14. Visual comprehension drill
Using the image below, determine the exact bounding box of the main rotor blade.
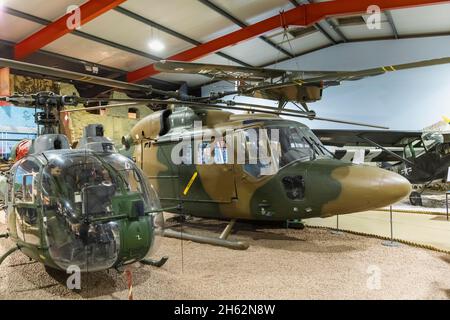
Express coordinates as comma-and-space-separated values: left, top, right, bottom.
62, 102, 140, 113
215, 100, 316, 118
62, 97, 388, 129
198, 104, 389, 129
155, 60, 339, 81
155, 60, 287, 81
0, 58, 153, 93
293, 56, 450, 83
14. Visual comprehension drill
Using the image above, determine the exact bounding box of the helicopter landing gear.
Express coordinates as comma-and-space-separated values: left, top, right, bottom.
140, 256, 169, 268
0, 246, 19, 266
409, 191, 423, 206
286, 219, 305, 230
160, 219, 249, 250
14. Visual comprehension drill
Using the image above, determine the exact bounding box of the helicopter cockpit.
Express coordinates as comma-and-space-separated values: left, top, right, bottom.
10, 150, 160, 272
238, 121, 333, 178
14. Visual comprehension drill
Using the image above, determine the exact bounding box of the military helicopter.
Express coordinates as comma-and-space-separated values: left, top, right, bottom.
1, 57, 447, 249
0, 91, 169, 271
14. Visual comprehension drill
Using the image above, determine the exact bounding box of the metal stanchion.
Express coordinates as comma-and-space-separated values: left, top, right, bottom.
382, 206, 400, 247
446, 191, 449, 221
331, 214, 343, 235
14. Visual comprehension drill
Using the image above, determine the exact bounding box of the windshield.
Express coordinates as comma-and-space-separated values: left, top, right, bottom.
422, 132, 443, 149
238, 123, 332, 177
100, 152, 161, 212
42, 153, 120, 220
270, 124, 332, 168
406, 133, 443, 159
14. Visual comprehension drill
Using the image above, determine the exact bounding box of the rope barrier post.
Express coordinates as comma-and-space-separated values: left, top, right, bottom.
382, 206, 400, 247
330, 214, 343, 235
124, 268, 133, 300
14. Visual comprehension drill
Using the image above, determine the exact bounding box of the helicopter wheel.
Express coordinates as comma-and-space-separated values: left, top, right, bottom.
409, 191, 423, 206
286, 220, 305, 230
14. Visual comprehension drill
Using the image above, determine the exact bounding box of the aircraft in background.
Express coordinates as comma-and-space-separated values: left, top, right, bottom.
314, 117, 450, 205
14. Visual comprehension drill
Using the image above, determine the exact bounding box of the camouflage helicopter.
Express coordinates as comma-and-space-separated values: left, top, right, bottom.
1, 57, 448, 249
0, 91, 168, 271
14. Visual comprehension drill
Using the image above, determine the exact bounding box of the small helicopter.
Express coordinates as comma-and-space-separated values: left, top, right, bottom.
0, 91, 168, 272
1, 56, 446, 249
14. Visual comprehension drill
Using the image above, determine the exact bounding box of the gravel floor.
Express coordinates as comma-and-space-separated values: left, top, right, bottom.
1, 219, 450, 300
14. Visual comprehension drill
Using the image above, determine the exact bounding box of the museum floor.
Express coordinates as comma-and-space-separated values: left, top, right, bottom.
0, 212, 449, 300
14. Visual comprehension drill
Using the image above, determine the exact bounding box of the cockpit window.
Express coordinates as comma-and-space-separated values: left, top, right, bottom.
41, 152, 144, 272
270, 124, 332, 168
14, 160, 40, 204
237, 123, 331, 178
100, 153, 161, 212
239, 128, 277, 178
41, 154, 119, 221
422, 132, 443, 150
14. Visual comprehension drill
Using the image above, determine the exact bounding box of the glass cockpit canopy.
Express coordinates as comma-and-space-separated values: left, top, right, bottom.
40, 150, 160, 271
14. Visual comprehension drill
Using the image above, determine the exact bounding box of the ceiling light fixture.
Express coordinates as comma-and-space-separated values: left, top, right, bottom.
148, 39, 165, 52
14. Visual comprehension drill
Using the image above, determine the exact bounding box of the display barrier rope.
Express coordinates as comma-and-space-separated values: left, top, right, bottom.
376, 208, 446, 216
305, 225, 450, 255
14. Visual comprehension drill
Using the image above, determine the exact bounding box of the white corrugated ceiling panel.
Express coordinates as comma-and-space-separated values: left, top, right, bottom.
81, 10, 194, 58
210, 0, 292, 24
3, 0, 86, 21
121, 0, 236, 44
267, 30, 332, 58
338, 22, 394, 40
220, 37, 288, 66
390, 3, 450, 35
42, 33, 155, 71
0, 12, 42, 42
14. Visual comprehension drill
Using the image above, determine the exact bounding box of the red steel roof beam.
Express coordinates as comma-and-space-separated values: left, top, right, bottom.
14, 0, 127, 60
127, 0, 450, 82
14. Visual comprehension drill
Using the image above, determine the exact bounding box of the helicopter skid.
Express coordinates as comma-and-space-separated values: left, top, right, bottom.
159, 219, 249, 250
140, 256, 169, 268
0, 246, 19, 266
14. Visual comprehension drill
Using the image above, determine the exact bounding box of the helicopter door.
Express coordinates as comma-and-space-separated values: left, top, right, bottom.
179, 139, 237, 203
13, 160, 40, 246
142, 141, 178, 203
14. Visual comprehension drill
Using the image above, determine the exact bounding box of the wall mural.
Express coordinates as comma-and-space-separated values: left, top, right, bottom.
10, 74, 60, 94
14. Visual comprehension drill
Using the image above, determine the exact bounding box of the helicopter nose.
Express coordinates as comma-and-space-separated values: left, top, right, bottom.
322, 165, 411, 216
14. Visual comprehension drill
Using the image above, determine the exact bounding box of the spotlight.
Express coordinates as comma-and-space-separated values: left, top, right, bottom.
148, 40, 165, 52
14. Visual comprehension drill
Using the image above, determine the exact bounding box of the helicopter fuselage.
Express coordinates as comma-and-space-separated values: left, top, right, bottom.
129, 107, 411, 221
